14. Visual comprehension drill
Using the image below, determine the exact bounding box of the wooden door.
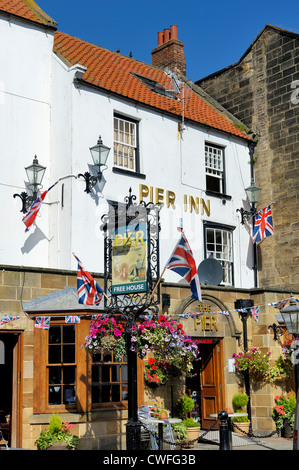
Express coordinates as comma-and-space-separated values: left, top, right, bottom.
200, 339, 224, 429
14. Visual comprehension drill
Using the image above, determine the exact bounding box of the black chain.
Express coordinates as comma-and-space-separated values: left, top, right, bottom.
232, 421, 279, 439
140, 418, 290, 449
139, 418, 218, 448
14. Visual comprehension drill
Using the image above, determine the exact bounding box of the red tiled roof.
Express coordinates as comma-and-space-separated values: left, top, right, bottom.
0, 0, 57, 27
54, 31, 250, 141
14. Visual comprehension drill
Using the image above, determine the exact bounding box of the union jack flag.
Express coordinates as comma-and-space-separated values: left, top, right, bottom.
0, 316, 19, 325
250, 306, 259, 323
65, 315, 81, 323
165, 232, 202, 301
73, 253, 104, 306
268, 299, 289, 309
35, 317, 51, 330
22, 182, 58, 232
252, 205, 274, 244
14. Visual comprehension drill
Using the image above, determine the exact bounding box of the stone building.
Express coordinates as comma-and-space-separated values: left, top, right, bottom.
197, 25, 299, 290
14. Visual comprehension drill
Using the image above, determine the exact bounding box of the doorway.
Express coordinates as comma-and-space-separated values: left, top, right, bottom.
0, 332, 22, 447
186, 338, 225, 429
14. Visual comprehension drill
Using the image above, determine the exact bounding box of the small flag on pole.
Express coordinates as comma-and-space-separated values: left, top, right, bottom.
252, 205, 274, 243
22, 182, 58, 232
165, 232, 201, 301
73, 253, 104, 305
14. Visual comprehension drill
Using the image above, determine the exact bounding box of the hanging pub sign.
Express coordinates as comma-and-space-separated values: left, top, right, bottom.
111, 221, 147, 295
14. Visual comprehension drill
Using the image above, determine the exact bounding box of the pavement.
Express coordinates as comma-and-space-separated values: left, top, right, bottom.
193, 431, 294, 451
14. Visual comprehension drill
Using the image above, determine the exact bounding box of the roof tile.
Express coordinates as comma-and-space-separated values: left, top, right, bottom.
54, 31, 249, 140
0, 0, 57, 27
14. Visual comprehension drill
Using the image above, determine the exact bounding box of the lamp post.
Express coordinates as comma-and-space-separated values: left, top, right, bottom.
236, 143, 261, 288
13, 156, 46, 213
280, 294, 299, 396
235, 298, 254, 436
78, 136, 110, 192
101, 188, 161, 450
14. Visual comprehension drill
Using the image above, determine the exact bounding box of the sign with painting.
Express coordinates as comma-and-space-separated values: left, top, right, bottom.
111, 221, 147, 295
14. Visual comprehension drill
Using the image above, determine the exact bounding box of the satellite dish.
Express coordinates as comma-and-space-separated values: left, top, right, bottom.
198, 258, 223, 286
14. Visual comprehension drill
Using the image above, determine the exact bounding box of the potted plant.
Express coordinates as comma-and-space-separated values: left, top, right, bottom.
231, 393, 250, 434
174, 394, 195, 418
171, 421, 188, 447
35, 413, 79, 450
272, 395, 296, 438
181, 417, 200, 447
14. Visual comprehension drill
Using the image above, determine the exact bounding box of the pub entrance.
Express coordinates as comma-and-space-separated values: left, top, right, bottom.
186, 338, 225, 429
0, 331, 22, 448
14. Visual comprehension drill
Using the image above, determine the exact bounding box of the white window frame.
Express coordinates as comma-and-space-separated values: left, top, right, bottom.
113, 115, 137, 172
205, 144, 225, 194
205, 225, 233, 286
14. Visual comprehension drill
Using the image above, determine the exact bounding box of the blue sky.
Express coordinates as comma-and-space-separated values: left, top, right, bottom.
38, 0, 299, 81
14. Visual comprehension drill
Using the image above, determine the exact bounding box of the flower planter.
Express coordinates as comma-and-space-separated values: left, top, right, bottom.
281, 419, 293, 438
232, 421, 250, 435
184, 427, 200, 448
47, 442, 70, 450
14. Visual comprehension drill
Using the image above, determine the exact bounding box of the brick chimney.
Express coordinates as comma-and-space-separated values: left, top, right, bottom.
151, 25, 186, 75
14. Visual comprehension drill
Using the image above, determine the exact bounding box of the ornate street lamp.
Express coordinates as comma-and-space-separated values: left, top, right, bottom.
13, 156, 46, 213
280, 294, 299, 395
101, 188, 161, 450
236, 179, 262, 224
78, 136, 110, 193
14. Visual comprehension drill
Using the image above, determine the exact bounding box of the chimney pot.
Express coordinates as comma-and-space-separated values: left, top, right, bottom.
158, 31, 164, 45
170, 25, 178, 40
164, 28, 171, 42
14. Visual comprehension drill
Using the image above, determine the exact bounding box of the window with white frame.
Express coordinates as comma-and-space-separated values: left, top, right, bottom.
205, 144, 225, 194
205, 225, 233, 286
114, 114, 138, 172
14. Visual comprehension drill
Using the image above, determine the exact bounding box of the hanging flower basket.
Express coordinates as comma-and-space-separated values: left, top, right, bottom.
144, 358, 171, 387
83, 317, 126, 362
232, 347, 272, 381
131, 315, 199, 383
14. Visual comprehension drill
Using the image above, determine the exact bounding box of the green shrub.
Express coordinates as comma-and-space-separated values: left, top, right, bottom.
182, 418, 200, 428
174, 395, 195, 417
48, 413, 63, 434
232, 393, 248, 411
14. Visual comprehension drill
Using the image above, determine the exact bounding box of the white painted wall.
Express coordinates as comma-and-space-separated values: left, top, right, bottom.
0, 14, 255, 289
0, 17, 54, 267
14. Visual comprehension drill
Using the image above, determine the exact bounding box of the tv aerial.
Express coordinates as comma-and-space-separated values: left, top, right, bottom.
198, 257, 223, 286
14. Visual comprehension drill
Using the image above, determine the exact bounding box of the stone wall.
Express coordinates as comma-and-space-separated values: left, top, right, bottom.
0, 265, 296, 448
198, 26, 299, 290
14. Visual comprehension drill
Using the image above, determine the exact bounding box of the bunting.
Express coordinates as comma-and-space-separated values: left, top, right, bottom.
65, 315, 81, 324
0, 316, 20, 325
34, 317, 51, 330
251, 306, 259, 323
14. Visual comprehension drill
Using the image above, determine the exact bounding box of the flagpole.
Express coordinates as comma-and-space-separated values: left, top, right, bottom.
148, 267, 166, 305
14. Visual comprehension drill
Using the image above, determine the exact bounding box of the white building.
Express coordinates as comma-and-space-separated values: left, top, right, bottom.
0, 1, 254, 289
1, 1, 279, 451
